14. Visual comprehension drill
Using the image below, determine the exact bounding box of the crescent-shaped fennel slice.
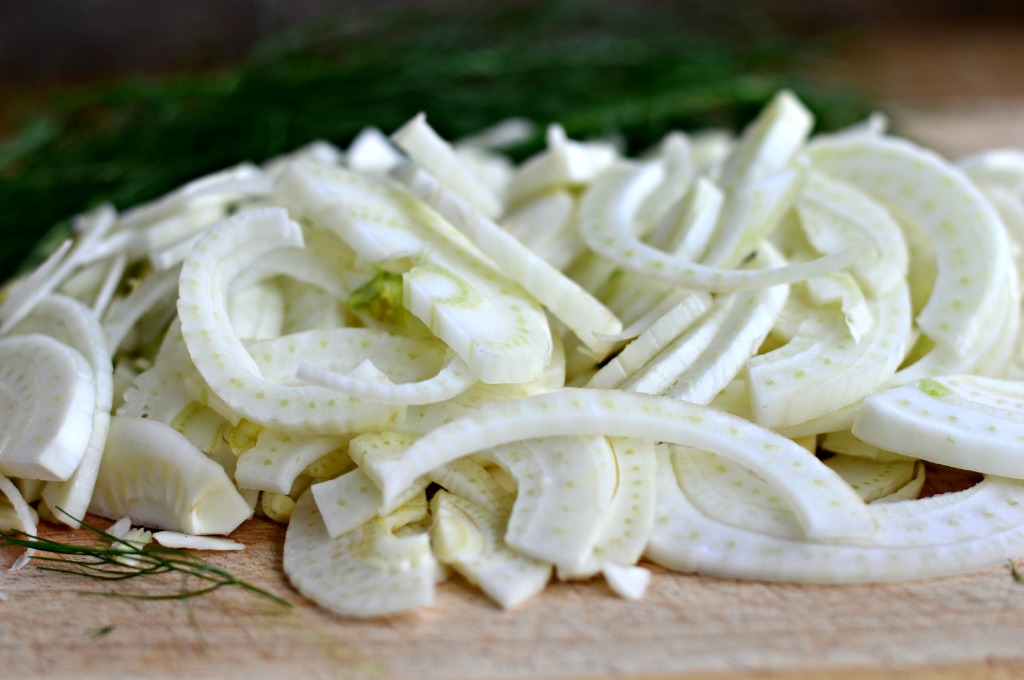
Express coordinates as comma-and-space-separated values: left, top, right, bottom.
747, 283, 912, 430
557, 437, 657, 580
90, 416, 251, 534
177, 208, 402, 434
807, 135, 1012, 357
852, 374, 1024, 478
394, 162, 622, 357
482, 436, 616, 572
646, 447, 1024, 583
430, 490, 551, 610
278, 162, 553, 384
576, 161, 861, 293
361, 388, 873, 540
0, 333, 96, 482
11, 294, 113, 527
795, 169, 909, 298
297, 352, 477, 406
284, 490, 437, 618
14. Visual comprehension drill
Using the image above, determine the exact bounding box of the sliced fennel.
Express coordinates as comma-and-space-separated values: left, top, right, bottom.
8, 90, 1024, 619
430, 489, 551, 609
361, 388, 874, 540
284, 490, 437, 617
91, 416, 252, 534
852, 374, 1024, 478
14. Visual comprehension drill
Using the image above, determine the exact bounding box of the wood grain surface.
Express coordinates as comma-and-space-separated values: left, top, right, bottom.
4, 513, 1024, 680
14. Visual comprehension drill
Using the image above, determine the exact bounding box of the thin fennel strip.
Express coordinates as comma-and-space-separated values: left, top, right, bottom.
576, 161, 864, 292
361, 388, 873, 539
392, 161, 623, 356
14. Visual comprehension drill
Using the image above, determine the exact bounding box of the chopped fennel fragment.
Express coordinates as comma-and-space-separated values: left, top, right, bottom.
152, 531, 245, 551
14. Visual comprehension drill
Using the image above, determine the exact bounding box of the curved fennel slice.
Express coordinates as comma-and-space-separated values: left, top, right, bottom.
177, 208, 402, 434
234, 430, 347, 494
586, 292, 712, 390
11, 294, 113, 527
648, 448, 1024, 583
746, 283, 912, 430
284, 490, 437, 618
795, 169, 909, 298
430, 490, 551, 610
663, 245, 789, 404
361, 388, 873, 540
500, 189, 581, 271
558, 437, 657, 580
482, 436, 616, 572
824, 454, 918, 503
852, 374, 1024, 478
394, 162, 622, 357
90, 416, 252, 534
807, 135, 1012, 357
278, 162, 552, 384
576, 161, 862, 292
297, 352, 477, 406
646, 177, 723, 262
0, 333, 96, 482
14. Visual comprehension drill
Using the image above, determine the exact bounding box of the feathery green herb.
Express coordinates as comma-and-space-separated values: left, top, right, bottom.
0, 1, 869, 280
0, 514, 292, 609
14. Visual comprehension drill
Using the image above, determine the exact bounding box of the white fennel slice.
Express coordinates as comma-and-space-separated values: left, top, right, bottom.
796, 169, 909, 298
807, 135, 1012, 357
430, 490, 551, 610
576, 161, 862, 293
804, 272, 874, 344
102, 265, 180, 353
0, 474, 38, 568
362, 388, 873, 540
601, 563, 651, 600
297, 352, 477, 405
558, 437, 657, 580
505, 123, 617, 206
228, 278, 285, 340
312, 432, 430, 539
646, 447, 1024, 583
11, 294, 113, 527
346, 126, 404, 174
500, 189, 581, 271
0, 333, 96, 482
746, 284, 912, 430
662, 246, 790, 404
717, 90, 814, 193
394, 162, 623, 357
428, 455, 515, 516
391, 113, 503, 219
655, 178, 724, 264
177, 207, 402, 433
278, 162, 552, 384
481, 436, 616, 572
90, 415, 252, 534
152, 531, 245, 551
234, 430, 347, 494
284, 490, 437, 618
586, 292, 713, 390
824, 454, 919, 503
852, 374, 1024, 478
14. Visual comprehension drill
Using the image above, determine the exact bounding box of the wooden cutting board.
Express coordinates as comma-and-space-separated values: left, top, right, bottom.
5, 104, 1024, 680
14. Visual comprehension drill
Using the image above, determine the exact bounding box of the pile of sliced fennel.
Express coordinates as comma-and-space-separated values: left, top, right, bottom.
6, 90, 1024, 616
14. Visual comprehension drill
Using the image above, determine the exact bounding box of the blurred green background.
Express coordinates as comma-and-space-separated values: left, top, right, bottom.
2, 0, 1022, 280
